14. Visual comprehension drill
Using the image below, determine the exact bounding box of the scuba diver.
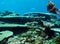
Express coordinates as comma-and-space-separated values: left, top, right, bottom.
47, 0, 60, 15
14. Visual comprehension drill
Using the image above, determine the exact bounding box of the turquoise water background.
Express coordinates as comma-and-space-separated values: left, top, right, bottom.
0, 0, 60, 15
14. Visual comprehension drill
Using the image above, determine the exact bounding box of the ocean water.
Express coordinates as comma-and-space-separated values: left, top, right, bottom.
0, 0, 60, 15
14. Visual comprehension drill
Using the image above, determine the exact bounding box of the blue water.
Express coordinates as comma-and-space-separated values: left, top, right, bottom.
0, 0, 60, 15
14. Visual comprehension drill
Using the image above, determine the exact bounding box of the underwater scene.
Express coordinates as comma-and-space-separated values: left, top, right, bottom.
0, 0, 60, 44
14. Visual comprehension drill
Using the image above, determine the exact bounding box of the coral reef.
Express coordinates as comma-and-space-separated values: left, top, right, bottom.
0, 11, 60, 44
